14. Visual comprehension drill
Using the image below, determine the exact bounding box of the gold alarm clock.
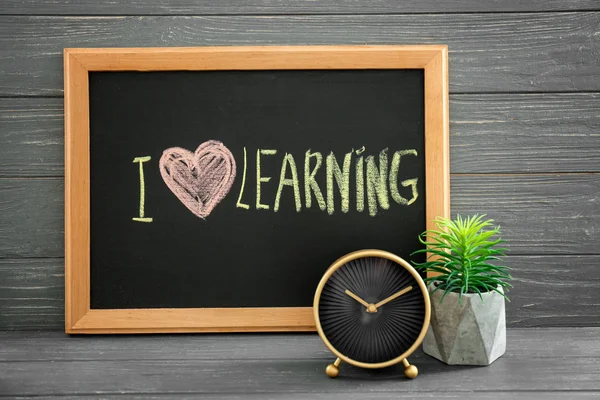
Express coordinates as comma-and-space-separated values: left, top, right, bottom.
314, 249, 431, 379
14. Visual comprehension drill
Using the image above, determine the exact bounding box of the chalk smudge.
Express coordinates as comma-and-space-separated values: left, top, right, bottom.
159, 140, 236, 219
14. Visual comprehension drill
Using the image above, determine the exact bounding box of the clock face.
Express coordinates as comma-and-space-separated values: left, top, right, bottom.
317, 256, 426, 365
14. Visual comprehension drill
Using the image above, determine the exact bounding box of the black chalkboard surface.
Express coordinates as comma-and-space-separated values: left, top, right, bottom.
89, 70, 425, 309
64, 46, 449, 333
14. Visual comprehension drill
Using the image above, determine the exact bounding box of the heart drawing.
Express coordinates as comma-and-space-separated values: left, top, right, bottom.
159, 140, 236, 219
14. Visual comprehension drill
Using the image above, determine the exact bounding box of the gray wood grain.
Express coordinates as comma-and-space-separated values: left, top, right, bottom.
1, 358, 599, 395
0, 179, 63, 258
0, 98, 63, 177
1, 330, 599, 396
3, 94, 600, 177
1, 13, 599, 96
507, 256, 600, 327
2, 175, 598, 258
1, 0, 598, 15
8, 394, 600, 400
1, 256, 599, 330
450, 93, 600, 173
2, 329, 598, 397
0, 259, 63, 330
2, 328, 599, 361
451, 174, 600, 254
3, 359, 597, 394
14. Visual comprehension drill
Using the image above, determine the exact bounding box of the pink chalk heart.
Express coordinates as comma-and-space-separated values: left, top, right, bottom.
159, 140, 236, 219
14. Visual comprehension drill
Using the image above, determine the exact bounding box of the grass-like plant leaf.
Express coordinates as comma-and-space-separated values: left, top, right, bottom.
411, 215, 512, 304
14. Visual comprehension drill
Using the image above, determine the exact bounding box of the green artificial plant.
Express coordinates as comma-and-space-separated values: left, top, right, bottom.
412, 214, 512, 303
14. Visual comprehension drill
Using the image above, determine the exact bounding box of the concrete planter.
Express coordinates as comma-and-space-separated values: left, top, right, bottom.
422, 285, 506, 365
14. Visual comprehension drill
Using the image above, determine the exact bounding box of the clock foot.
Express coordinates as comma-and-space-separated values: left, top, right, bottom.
326, 358, 342, 378
402, 358, 418, 379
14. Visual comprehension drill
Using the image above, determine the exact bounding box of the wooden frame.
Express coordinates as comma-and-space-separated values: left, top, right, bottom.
64, 45, 449, 334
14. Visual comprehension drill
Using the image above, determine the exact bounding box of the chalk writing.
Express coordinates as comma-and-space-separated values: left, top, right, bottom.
151, 144, 418, 219
159, 140, 236, 219
304, 150, 326, 211
366, 149, 390, 217
132, 156, 153, 222
399, 178, 419, 206
236, 147, 250, 210
390, 150, 419, 206
274, 153, 302, 212
355, 147, 365, 212
256, 149, 277, 210
235, 146, 419, 216
326, 150, 352, 215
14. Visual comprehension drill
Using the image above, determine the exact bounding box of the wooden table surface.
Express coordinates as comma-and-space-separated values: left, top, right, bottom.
1, 328, 599, 399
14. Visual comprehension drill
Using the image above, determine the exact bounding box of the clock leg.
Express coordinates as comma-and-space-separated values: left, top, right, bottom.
326, 358, 342, 378
402, 358, 418, 379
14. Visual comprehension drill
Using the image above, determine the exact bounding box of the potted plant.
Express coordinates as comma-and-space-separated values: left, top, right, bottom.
412, 215, 512, 365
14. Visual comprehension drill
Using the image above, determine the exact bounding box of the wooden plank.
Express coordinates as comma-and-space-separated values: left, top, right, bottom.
450, 93, 600, 173
2, 328, 599, 361
2, 256, 599, 331
1, 330, 598, 397
7, 393, 600, 400
1, 13, 599, 95
2, 175, 598, 258
3, 93, 600, 177
508, 256, 600, 327
0, 98, 63, 177
1, 1, 598, 15
0, 179, 63, 258
0, 259, 63, 330
451, 174, 600, 255
1, 354, 599, 395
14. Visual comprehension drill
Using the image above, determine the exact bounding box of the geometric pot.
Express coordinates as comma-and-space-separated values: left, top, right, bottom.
422, 285, 506, 365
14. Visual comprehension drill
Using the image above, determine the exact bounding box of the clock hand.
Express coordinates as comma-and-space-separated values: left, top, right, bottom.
374, 286, 413, 308
344, 290, 371, 308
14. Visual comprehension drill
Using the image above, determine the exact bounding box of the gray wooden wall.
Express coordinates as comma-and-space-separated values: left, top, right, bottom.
1, 1, 599, 331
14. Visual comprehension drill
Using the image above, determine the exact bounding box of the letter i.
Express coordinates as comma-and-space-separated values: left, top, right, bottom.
132, 156, 153, 222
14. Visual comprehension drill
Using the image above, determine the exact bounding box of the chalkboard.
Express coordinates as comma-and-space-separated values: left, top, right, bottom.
64, 46, 449, 333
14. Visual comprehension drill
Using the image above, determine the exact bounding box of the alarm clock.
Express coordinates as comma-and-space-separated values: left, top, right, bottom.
314, 249, 431, 379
